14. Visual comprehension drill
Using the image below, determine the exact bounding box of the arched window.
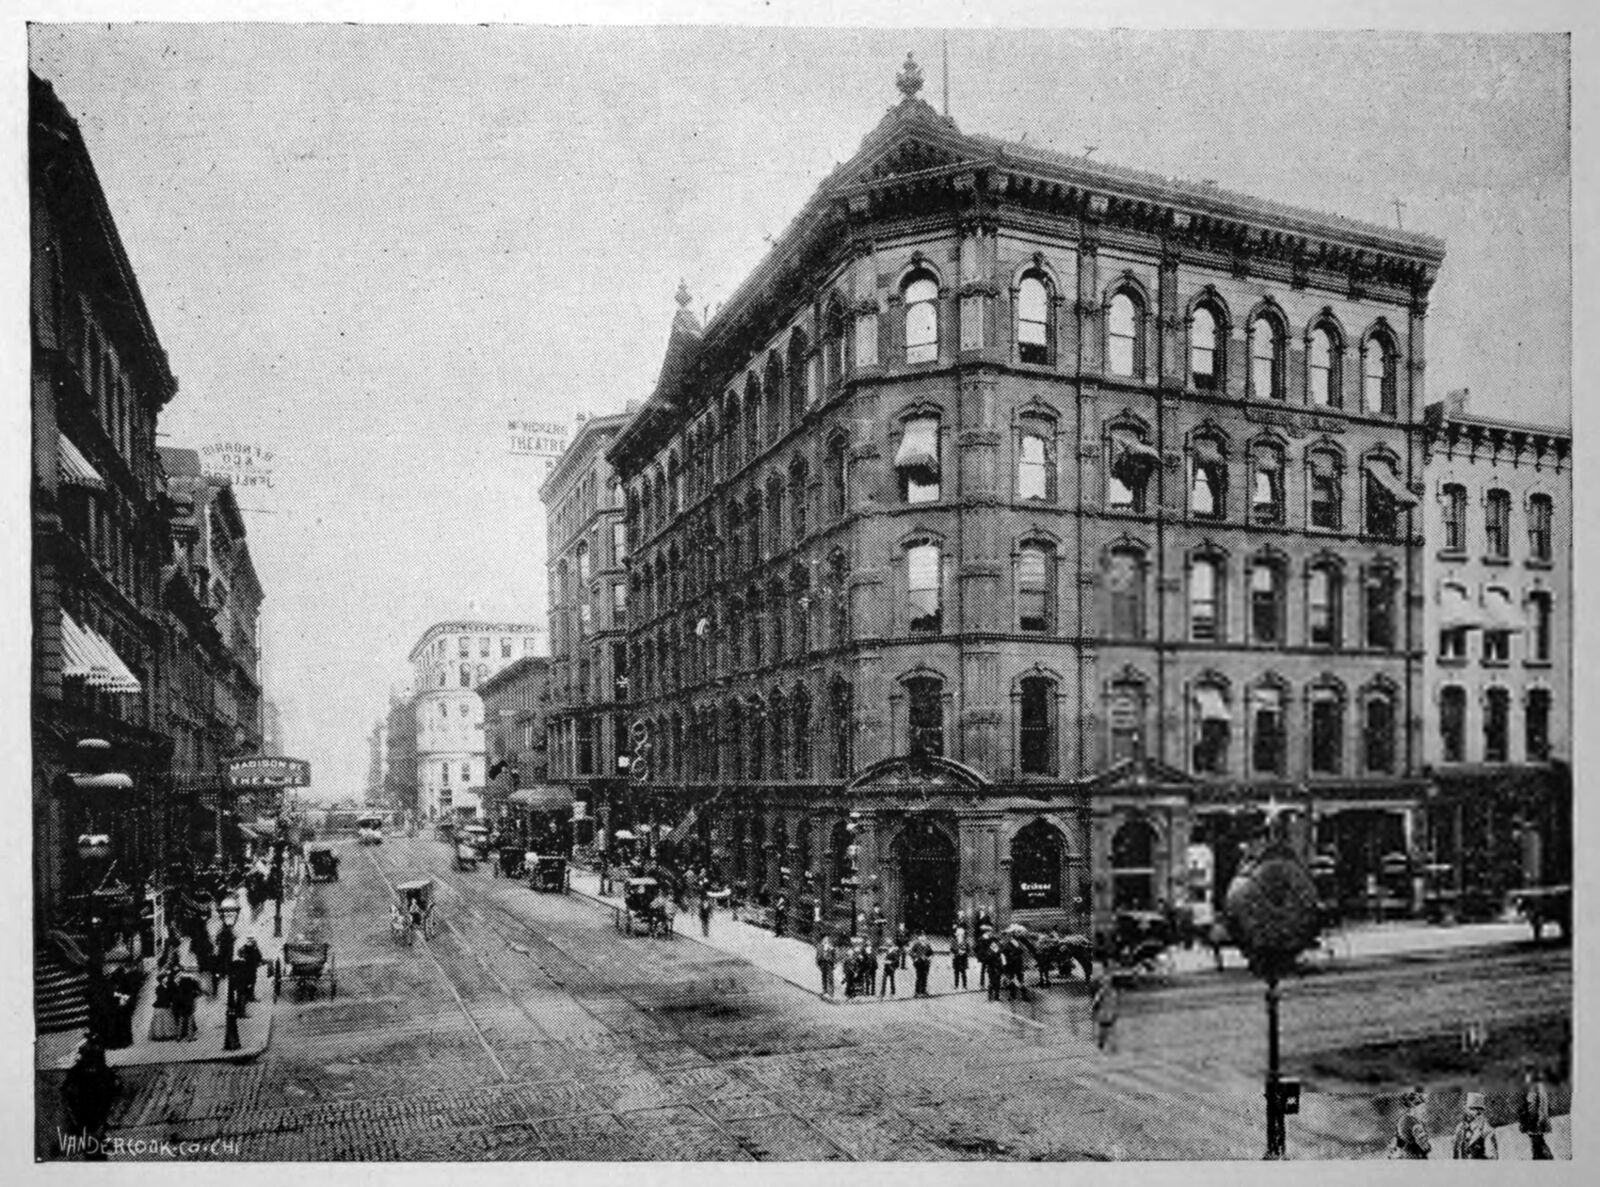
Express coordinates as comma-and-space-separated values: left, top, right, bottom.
1107, 290, 1143, 378
765, 352, 785, 442
1441, 483, 1468, 552
1192, 681, 1231, 774
1108, 427, 1159, 512
792, 684, 812, 777
1190, 436, 1226, 519
1526, 688, 1552, 761
1250, 314, 1284, 400
1365, 455, 1415, 539
1309, 685, 1344, 774
1528, 493, 1553, 561
823, 301, 846, 394
459, 663, 471, 688
829, 551, 851, 645
744, 374, 762, 461
1017, 542, 1055, 633
1106, 547, 1146, 640
904, 273, 940, 364
1308, 562, 1342, 648
576, 541, 591, 587
1308, 450, 1343, 530
769, 690, 787, 778
1016, 273, 1052, 365
1190, 555, 1222, 642
1111, 819, 1156, 910
748, 698, 766, 779
1364, 690, 1396, 772
1252, 443, 1285, 525
1011, 820, 1064, 908
791, 563, 811, 656
896, 414, 941, 504
1527, 590, 1553, 661
1018, 676, 1056, 774
1307, 324, 1339, 407
1484, 488, 1511, 558
746, 492, 763, 562
725, 392, 743, 471
907, 541, 941, 633
789, 459, 810, 540
1364, 565, 1397, 651
1017, 412, 1056, 502
1250, 685, 1286, 775
1250, 556, 1284, 645
1190, 304, 1221, 390
1108, 680, 1146, 765
787, 329, 810, 420
827, 434, 849, 520
831, 679, 854, 778
766, 475, 784, 551
906, 675, 944, 759
1363, 332, 1398, 415
1439, 685, 1467, 762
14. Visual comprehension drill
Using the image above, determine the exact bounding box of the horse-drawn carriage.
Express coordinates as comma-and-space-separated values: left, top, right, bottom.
454, 841, 480, 871
391, 878, 437, 945
492, 844, 524, 879
615, 876, 674, 936
306, 845, 340, 883
275, 939, 336, 999
1511, 885, 1571, 943
528, 854, 569, 893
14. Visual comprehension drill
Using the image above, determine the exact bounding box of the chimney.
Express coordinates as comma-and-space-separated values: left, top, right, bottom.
1445, 387, 1469, 415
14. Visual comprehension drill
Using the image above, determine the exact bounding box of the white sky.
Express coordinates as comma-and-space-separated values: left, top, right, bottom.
24, 19, 1572, 802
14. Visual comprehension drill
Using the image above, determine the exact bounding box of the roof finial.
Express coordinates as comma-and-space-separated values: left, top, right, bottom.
896, 52, 924, 101
675, 279, 691, 309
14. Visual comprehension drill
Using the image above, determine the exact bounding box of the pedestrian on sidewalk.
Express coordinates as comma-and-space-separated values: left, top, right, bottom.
983, 936, 1003, 1002
950, 931, 970, 990
895, 924, 910, 970
1517, 1063, 1553, 1160
61, 1036, 117, 1158
237, 937, 263, 1003
842, 941, 860, 998
879, 937, 900, 996
1451, 1091, 1498, 1159
148, 970, 181, 1041
860, 941, 879, 1000
699, 894, 714, 938
1091, 973, 1120, 1051
1387, 1086, 1431, 1159
815, 932, 838, 998
909, 933, 933, 996
172, 971, 201, 1040
774, 895, 789, 938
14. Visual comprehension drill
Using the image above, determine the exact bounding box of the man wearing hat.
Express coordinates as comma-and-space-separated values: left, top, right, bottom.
1451, 1091, 1498, 1159
1389, 1087, 1431, 1158
1518, 1062, 1553, 1160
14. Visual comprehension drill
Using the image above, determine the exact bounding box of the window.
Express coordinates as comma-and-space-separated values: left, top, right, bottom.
1190, 557, 1221, 642
1252, 446, 1284, 524
1440, 685, 1467, 761
896, 416, 941, 503
612, 581, 627, 626
790, 461, 809, 538
904, 274, 940, 364
1310, 687, 1343, 774
766, 479, 784, 548
1251, 686, 1286, 775
1019, 676, 1056, 775
1108, 430, 1159, 512
1107, 291, 1142, 377
823, 302, 845, 394
460, 663, 471, 688
442, 762, 450, 785
1363, 334, 1398, 415
1484, 687, 1510, 763
1479, 488, 1511, 559
480, 636, 490, 657
831, 680, 854, 777
1107, 548, 1145, 640
1250, 314, 1283, 400
827, 435, 849, 519
1526, 689, 1551, 761
907, 542, 941, 633
906, 676, 943, 759
1308, 451, 1342, 529
830, 552, 850, 645
1528, 591, 1552, 660
1108, 682, 1145, 764
1442, 484, 1467, 552
1250, 559, 1283, 645
1017, 416, 1055, 501
793, 686, 812, 777
1011, 820, 1064, 909
1017, 544, 1054, 633
1364, 693, 1396, 773
1528, 494, 1552, 561
1308, 564, 1342, 648
461, 762, 471, 783
1308, 325, 1338, 407
1190, 437, 1226, 519
501, 638, 512, 658
576, 543, 590, 587
788, 329, 810, 419
1364, 567, 1397, 650
459, 636, 470, 657
1190, 304, 1220, 390
1366, 459, 1414, 539
1017, 274, 1051, 364
1192, 683, 1231, 774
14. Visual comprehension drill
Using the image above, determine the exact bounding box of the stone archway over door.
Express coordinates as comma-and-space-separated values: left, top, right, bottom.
898, 816, 958, 935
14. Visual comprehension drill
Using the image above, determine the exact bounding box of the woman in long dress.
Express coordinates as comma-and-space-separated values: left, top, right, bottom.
148, 971, 181, 1041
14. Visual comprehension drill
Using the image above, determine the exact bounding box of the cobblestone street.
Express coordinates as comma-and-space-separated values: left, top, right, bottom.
48, 836, 1568, 1161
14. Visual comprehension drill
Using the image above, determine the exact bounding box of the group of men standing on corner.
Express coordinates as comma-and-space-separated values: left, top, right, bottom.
811, 927, 939, 999
1389, 1064, 1556, 1160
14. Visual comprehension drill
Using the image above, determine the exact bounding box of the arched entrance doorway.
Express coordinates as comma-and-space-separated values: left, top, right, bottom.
1111, 818, 1158, 911
896, 815, 958, 935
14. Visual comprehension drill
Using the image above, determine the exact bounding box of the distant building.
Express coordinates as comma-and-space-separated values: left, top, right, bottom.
408, 621, 542, 819
478, 656, 560, 832
383, 690, 418, 818
1419, 391, 1570, 912
540, 411, 633, 840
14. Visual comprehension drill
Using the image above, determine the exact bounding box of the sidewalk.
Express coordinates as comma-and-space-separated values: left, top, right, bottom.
570, 872, 986, 1003
1366, 1114, 1571, 1160
36, 876, 303, 1071
1177, 915, 1541, 975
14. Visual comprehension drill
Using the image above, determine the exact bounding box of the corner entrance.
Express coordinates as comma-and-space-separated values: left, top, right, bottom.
896, 815, 957, 936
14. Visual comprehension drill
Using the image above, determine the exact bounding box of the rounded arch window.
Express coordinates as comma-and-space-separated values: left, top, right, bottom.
1017, 273, 1051, 363
1251, 314, 1284, 400
1108, 291, 1142, 377
1364, 333, 1398, 415
1111, 819, 1157, 911
1308, 325, 1338, 407
1190, 304, 1220, 389
1011, 819, 1065, 909
904, 274, 940, 364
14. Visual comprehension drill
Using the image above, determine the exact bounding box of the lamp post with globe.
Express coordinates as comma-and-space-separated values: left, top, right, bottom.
218, 895, 242, 1051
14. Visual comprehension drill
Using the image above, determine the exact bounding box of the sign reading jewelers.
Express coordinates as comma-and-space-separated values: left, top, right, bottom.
226, 756, 311, 788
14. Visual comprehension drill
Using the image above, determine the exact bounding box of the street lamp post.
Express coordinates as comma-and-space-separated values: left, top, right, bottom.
845, 810, 862, 936
218, 895, 241, 1051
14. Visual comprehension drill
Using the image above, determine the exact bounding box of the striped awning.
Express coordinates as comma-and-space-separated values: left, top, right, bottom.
58, 433, 106, 490
1193, 686, 1232, 722
60, 611, 142, 694
894, 417, 940, 476
1438, 584, 1484, 632
1482, 588, 1527, 633
1364, 459, 1419, 507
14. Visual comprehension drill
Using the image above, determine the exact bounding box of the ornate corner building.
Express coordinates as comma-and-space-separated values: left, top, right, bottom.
602, 59, 1448, 939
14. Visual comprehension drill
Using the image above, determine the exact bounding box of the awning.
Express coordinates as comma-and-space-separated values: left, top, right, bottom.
68, 773, 134, 791
894, 418, 940, 476
1193, 686, 1231, 722
664, 806, 700, 847
507, 786, 574, 811
60, 611, 142, 694
1481, 588, 1527, 633
58, 434, 105, 490
1191, 437, 1224, 467
1364, 459, 1419, 507
1112, 432, 1161, 483
1438, 584, 1484, 632
1253, 448, 1282, 472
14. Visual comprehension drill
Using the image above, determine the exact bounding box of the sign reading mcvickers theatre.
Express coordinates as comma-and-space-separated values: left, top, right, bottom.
508, 419, 571, 474
226, 756, 311, 788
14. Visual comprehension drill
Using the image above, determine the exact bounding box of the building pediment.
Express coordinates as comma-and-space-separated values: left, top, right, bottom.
1082, 754, 1200, 793
846, 754, 990, 793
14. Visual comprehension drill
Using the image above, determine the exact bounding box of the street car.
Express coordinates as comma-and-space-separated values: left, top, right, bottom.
356, 814, 385, 845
